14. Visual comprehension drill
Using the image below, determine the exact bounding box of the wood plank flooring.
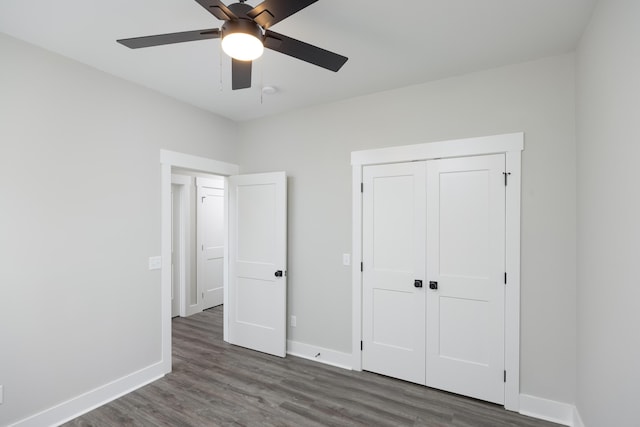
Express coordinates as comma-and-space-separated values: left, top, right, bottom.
65, 307, 559, 427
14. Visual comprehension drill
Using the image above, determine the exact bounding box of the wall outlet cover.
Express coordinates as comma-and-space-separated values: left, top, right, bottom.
148, 256, 162, 270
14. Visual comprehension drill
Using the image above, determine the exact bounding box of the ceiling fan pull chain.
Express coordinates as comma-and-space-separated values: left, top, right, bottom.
260, 58, 264, 105
219, 48, 223, 92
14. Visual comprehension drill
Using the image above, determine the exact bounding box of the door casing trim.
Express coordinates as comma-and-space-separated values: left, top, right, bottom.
160, 150, 239, 374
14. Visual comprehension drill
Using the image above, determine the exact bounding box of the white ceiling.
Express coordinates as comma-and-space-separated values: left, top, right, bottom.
0, 0, 597, 122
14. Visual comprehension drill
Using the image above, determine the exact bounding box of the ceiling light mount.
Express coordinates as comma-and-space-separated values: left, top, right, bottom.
221, 19, 264, 61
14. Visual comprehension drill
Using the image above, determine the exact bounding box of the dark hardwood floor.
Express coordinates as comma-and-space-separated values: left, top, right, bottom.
65, 307, 559, 427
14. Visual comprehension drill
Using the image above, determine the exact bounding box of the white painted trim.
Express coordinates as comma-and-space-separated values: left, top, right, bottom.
519, 394, 576, 426
351, 133, 524, 166
161, 162, 173, 373
171, 174, 192, 318
171, 174, 192, 186
161, 150, 239, 375
351, 133, 523, 412
223, 177, 230, 342
504, 149, 522, 411
10, 362, 164, 427
161, 150, 239, 176
195, 176, 225, 189
287, 340, 352, 370
351, 165, 363, 371
573, 406, 585, 427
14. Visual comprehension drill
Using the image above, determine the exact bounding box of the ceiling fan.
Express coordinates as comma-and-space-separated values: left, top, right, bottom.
117, 0, 348, 90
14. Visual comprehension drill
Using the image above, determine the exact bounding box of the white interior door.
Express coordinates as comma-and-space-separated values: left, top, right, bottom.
197, 177, 225, 310
228, 172, 287, 357
425, 154, 505, 404
362, 162, 426, 384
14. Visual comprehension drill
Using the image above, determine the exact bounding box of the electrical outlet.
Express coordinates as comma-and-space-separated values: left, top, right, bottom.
290, 315, 297, 327
343, 253, 351, 266
0, 385, 4, 404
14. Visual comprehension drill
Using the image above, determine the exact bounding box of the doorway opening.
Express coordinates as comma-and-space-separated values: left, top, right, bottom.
160, 150, 239, 374
161, 150, 288, 373
171, 171, 225, 318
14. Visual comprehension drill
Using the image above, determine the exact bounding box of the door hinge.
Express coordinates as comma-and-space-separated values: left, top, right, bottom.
503, 172, 511, 186
504, 272, 507, 285
361, 182, 364, 193
361, 341, 363, 351
504, 370, 507, 382
360, 262, 363, 272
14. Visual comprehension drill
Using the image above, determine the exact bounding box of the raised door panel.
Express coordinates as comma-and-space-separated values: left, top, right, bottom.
228, 172, 287, 357
362, 162, 426, 385
197, 179, 225, 310
426, 154, 505, 404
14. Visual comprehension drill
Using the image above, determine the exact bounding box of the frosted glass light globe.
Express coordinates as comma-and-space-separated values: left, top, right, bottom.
222, 33, 264, 61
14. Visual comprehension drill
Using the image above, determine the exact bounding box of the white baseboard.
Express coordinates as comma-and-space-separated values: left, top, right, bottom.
520, 394, 583, 427
572, 406, 585, 427
12, 352, 586, 427
287, 340, 352, 370
11, 362, 166, 427
285, 345, 588, 426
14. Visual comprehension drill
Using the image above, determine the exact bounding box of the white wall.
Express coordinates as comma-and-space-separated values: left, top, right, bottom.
576, 1, 640, 425
0, 33, 237, 425
0, 26, 585, 424
238, 54, 577, 404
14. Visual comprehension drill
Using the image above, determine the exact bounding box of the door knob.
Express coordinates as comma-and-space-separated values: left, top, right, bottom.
414, 280, 423, 288
275, 270, 283, 278
429, 281, 438, 290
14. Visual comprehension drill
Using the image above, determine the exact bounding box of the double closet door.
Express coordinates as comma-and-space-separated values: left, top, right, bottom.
362, 154, 506, 405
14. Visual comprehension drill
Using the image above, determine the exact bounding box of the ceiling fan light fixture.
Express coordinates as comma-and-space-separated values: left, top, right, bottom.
221, 20, 264, 61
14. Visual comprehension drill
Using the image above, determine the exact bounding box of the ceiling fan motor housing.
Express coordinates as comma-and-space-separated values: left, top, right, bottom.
221, 18, 263, 40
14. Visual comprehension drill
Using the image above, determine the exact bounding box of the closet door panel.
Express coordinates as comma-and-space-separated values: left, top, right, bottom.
426, 154, 506, 404
362, 162, 426, 385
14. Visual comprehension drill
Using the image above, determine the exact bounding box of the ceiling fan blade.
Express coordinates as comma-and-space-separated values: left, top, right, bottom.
264, 30, 348, 72
194, 0, 238, 21
232, 59, 252, 90
117, 28, 220, 49
248, 0, 318, 29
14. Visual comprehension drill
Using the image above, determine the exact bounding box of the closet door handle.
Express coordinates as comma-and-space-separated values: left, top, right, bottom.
275, 270, 283, 278
429, 281, 438, 290
414, 280, 423, 288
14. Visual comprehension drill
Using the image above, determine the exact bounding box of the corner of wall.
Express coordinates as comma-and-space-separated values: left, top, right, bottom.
520, 394, 585, 427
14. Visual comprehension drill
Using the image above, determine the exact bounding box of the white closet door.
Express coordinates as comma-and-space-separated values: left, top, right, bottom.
362, 162, 426, 384
228, 172, 287, 357
426, 154, 506, 404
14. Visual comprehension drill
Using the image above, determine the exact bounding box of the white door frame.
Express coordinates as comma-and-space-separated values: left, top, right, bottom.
171, 174, 192, 317
160, 150, 239, 374
351, 133, 523, 411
